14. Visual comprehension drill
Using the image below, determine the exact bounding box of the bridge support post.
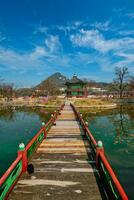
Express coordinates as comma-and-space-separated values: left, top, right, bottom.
18, 143, 28, 172
96, 141, 104, 167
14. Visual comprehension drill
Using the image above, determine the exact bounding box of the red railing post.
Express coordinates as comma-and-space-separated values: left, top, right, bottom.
42, 122, 47, 138
53, 110, 57, 125
18, 143, 28, 172
59, 110, 61, 115
96, 141, 104, 167
79, 113, 82, 125
84, 121, 88, 134
51, 114, 55, 125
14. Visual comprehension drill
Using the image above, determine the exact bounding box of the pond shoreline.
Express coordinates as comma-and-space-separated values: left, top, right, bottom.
0, 101, 61, 109
0, 104, 60, 109
75, 104, 117, 109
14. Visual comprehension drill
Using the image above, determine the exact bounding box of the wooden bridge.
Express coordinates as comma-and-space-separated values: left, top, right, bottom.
9, 102, 103, 200
0, 102, 128, 200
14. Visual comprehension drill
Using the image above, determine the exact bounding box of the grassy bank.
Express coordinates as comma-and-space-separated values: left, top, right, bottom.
0, 97, 65, 108
70, 98, 117, 108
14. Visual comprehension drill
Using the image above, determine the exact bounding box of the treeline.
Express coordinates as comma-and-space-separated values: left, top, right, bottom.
84, 67, 134, 98
0, 82, 14, 100
0, 67, 134, 99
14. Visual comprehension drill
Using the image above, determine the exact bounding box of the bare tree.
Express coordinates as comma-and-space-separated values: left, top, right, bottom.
113, 67, 129, 98
0, 78, 14, 100
38, 79, 60, 96
129, 76, 134, 90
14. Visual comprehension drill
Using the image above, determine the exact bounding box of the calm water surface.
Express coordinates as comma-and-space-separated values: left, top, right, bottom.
79, 105, 134, 199
0, 106, 55, 177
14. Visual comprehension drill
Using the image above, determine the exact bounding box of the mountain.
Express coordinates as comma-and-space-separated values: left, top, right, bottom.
35, 72, 67, 89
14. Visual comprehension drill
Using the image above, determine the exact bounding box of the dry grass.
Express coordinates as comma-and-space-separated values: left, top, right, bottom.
45, 97, 65, 106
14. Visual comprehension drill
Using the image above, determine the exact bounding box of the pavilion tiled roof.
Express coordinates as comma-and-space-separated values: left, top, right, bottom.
65, 75, 86, 85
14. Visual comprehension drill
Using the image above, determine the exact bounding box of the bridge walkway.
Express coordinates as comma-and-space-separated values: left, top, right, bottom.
9, 103, 104, 200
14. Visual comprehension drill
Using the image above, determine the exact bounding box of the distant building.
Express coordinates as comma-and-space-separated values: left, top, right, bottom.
88, 87, 108, 94
65, 74, 87, 98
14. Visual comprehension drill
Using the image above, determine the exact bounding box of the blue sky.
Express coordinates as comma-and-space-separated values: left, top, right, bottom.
0, 0, 134, 87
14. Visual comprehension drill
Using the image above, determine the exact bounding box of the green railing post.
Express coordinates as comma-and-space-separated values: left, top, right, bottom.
18, 143, 27, 172
96, 141, 104, 167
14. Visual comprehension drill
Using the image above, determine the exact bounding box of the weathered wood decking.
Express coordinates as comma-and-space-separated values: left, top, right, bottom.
9, 103, 104, 200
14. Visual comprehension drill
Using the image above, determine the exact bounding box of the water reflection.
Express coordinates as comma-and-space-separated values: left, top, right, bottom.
108, 106, 134, 145
0, 106, 55, 176
79, 105, 134, 144
78, 104, 134, 199
0, 106, 54, 122
0, 107, 15, 121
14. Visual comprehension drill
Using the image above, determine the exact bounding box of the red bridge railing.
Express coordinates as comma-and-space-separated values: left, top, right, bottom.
71, 103, 128, 200
0, 103, 65, 200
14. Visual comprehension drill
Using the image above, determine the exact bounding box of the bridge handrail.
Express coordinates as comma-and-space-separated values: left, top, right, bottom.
98, 151, 128, 199
71, 103, 97, 147
0, 154, 22, 185
70, 103, 128, 200
0, 103, 65, 200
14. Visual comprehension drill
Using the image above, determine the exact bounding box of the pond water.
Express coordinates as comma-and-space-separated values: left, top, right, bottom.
79, 104, 134, 199
0, 106, 55, 177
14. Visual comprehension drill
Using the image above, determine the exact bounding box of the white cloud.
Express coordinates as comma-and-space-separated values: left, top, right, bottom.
34, 21, 84, 37
79, 75, 101, 82
70, 29, 113, 53
114, 52, 134, 71
56, 21, 83, 34
119, 30, 134, 36
94, 51, 134, 73
70, 28, 134, 54
29, 46, 50, 60
0, 46, 44, 71
34, 26, 48, 35
45, 35, 62, 53
0, 34, 68, 75
91, 21, 111, 31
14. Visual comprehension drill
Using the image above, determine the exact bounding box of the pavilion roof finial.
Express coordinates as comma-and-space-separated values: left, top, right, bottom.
73, 73, 77, 78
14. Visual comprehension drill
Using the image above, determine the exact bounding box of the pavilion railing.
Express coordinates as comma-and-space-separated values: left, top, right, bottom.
71, 103, 128, 200
0, 103, 65, 200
